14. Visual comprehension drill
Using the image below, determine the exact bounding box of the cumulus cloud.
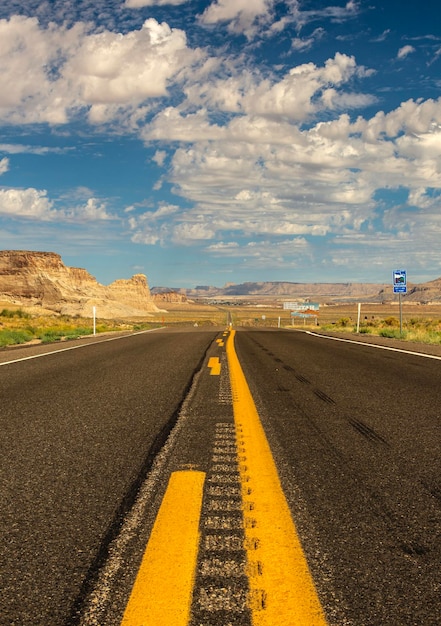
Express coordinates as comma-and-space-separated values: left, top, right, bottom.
0, 188, 58, 220
157, 53, 372, 126
199, 0, 274, 39
0, 16, 200, 125
200, 0, 362, 40
0, 187, 117, 222
67, 198, 116, 221
128, 203, 181, 244
137, 82, 441, 257
67, 19, 190, 105
1, 3, 441, 279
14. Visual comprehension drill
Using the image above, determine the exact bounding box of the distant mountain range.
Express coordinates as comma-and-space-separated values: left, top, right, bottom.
153, 278, 441, 303
2, 250, 440, 316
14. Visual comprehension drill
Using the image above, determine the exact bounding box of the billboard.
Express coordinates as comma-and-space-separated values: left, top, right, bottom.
283, 302, 319, 311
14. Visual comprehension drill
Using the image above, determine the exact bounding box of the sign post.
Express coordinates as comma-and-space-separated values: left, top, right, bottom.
393, 270, 407, 336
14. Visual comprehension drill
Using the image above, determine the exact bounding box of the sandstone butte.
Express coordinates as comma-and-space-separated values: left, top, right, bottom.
0, 250, 161, 318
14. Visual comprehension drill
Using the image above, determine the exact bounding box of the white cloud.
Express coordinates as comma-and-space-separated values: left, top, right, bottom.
397, 45, 415, 60
0, 16, 200, 125
199, 0, 274, 39
0, 15, 81, 124
206, 237, 311, 271
0, 188, 58, 220
137, 83, 441, 255
0, 143, 66, 155
172, 222, 216, 242
159, 53, 371, 127
128, 203, 181, 244
152, 150, 167, 166
125, 0, 188, 6
1, 4, 441, 280
199, 0, 363, 40
371, 29, 390, 43
271, 0, 361, 36
0, 187, 117, 222
292, 28, 325, 52
408, 187, 441, 209
0, 157, 9, 175
67, 198, 116, 221
66, 18, 197, 121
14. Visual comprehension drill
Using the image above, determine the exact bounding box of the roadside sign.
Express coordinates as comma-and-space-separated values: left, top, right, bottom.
393, 269, 407, 293
284, 302, 319, 311
291, 312, 315, 318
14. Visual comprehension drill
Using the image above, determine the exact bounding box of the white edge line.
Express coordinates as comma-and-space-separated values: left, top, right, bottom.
0, 327, 163, 367
305, 330, 441, 361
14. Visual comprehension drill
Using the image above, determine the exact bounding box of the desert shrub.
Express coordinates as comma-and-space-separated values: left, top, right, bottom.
0, 329, 33, 346
358, 327, 372, 334
0, 308, 30, 319
404, 329, 441, 344
338, 317, 351, 327
383, 316, 399, 327
379, 328, 406, 339
37, 329, 62, 343
63, 327, 91, 339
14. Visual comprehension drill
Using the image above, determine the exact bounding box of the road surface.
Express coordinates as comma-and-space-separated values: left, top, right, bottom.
1, 327, 441, 625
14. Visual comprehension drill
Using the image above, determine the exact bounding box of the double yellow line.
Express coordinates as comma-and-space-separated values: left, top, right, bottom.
121, 330, 327, 625
228, 330, 326, 625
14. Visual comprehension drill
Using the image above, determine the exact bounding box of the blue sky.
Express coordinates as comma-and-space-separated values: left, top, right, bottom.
1, 0, 441, 288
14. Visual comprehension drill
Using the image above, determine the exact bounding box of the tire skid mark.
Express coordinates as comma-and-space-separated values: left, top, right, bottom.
348, 417, 389, 446
313, 389, 336, 404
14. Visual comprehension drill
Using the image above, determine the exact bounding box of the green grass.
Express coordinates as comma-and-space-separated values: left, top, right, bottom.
0, 308, 30, 319
2, 304, 441, 348
319, 316, 441, 345
0, 329, 34, 346
37, 327, 93, 343
0, 308, 163, 348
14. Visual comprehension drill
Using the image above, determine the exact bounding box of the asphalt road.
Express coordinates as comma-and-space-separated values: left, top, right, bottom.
2, 327, 441, 625
234, 329, 441, 625
0, 328, 218, 626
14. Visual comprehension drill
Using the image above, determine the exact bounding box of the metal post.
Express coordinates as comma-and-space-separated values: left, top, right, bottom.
356, 303, 361, 333
399, 293, 402, 336
93, 306, 96, 336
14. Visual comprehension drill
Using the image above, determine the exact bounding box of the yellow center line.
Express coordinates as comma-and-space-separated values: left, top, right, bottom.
226, 330, 328, 625
120, 471, 205, 626
207, 356, 221, 375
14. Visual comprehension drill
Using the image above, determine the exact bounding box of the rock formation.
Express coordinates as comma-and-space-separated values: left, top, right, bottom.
0, 250, 160, 318
151, 290, 188, 304
403, 276, 441, 303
